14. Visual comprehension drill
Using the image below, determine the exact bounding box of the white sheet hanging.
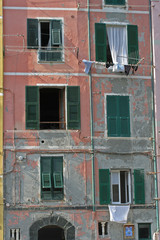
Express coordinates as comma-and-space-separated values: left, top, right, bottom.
109, 205, 130, 223
107, 26, 128, 72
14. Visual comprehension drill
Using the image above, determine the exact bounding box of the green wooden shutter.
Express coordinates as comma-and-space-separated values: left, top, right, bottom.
42, 173, 51, 188
107, 96, 118, 136
134, 169, 145, 204
27, 19, 38, 49
119, 96, 130, 137
50, 20, 62, 61
105, 0, 125, 5
67, 86, 81, 129
41, 157, 52, 200
128, 25, 139, 64
53, 172, 63, 188
25, 86, 39, 130
99, 169, 110, 205
53, 157, 63, 200
95, 23, 107, 62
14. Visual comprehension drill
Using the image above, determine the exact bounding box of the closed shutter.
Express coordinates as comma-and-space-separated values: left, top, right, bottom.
119, 96, 130, 137
27, 19, 38, 49
41, 157, 52, 200
128, 25, 139, 64
134, 169, 145, 204
99, 169, 110, 205
105, 0, 125, 5
95, 23, 107, 62
51, 20, 62, 61
25, 86, 39, 130
53, 157, 63, 200
107, 96, 118, 136
67, 86, 81, 129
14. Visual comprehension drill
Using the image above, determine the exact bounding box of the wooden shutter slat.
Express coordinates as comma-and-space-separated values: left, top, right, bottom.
25, 86, 39, 130
95, 23, 107, 62
27, 19, 38, 49
128, 25, 139, 64
134, 169, 145, 204
118, 96, 130, 137
41, 157, 52, 200
67, 86, 81, 129
99, 169, 110, 205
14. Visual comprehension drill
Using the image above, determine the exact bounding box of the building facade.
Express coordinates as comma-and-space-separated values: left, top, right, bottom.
3, 0, 158, 239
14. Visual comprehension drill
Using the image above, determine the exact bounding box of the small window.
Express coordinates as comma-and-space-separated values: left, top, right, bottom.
27, 19, 63, 62
41, 156, 64, 200
104, 0, 125, 6
138, 224, 151, 240
98, 222, 108, 237
10, 229, 20, 240
25, 86, 81, 130
106, 95, 130, 137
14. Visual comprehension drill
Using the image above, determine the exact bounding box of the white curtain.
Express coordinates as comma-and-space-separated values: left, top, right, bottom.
107, 26, 128, 72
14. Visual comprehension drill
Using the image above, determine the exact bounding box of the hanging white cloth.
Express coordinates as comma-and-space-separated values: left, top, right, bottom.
107, 26, 128, 72
109, 205, 130, 223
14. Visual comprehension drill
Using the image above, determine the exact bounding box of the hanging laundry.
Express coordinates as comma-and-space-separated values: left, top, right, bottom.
82, 59, 94, 74
109, 205, 130, 223
124, 65, 131, 75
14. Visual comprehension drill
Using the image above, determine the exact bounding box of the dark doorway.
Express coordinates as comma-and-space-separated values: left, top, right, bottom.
38, 225, 65, 240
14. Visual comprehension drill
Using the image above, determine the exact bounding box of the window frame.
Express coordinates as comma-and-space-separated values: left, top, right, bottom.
111, 169, 131, 204
40, 155, 64, 201
103, 0, 126, 7
104, 93, 132, 138
138, 223, 151, 240
95, 22, 139, 66
98, 221, 109, 238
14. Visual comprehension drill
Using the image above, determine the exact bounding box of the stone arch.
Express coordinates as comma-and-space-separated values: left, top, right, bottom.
30, 215, 75, 240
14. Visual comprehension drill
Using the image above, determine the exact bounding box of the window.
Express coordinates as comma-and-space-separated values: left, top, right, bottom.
95, 23, 139, 70
106, 95, 130, 137
10, 229, 20, 240
138, 224, 151, 240
99, 169, 145, 205
41, 156, 64, 200
98, 222, 108, 237
104, 0, 125, 6
25, 86, 80, 130
27, 19, 63, 62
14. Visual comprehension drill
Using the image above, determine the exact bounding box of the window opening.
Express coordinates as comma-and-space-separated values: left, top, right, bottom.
40, 88, 65, 130
106, 31, 113, 67
138, 224, 151, 240
38, 225, 65, 240
10, 229, 20, 240
111, 171, 130, 204
98, 222, 108, 237
40, 22, 50, 49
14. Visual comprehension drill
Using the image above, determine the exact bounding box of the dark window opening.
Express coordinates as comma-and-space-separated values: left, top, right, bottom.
106, 32, 113, 67
40, 22, 50, 48
139, 224, 151, 240
112, 184, 119, 202
40, 88, 65, 130
38, 225, 65, 240
98, 222, 108, 236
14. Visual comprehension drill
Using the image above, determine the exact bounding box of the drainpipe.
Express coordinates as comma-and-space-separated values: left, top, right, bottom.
87, 0, 95, 212
149, 0, 159, 233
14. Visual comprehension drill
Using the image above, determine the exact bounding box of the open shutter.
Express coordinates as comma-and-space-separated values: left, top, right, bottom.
27, 19, 38, 49
99, 169, 110, 205
95, 23, 107, 62
134, 169, 145, 204
107, 96, 118, 137
50, 20, 62, 61
119, 96, 130, 137
41, 157, 52, 200
128, 25, 139, 64
25, 86, 39, 130
42, 173, 51, 188
67, 86, 81, 130
53, 172, 63, 188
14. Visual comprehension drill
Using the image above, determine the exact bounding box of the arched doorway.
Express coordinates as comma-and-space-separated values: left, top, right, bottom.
38, 225, 65, 240
30, 215, 75, 240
